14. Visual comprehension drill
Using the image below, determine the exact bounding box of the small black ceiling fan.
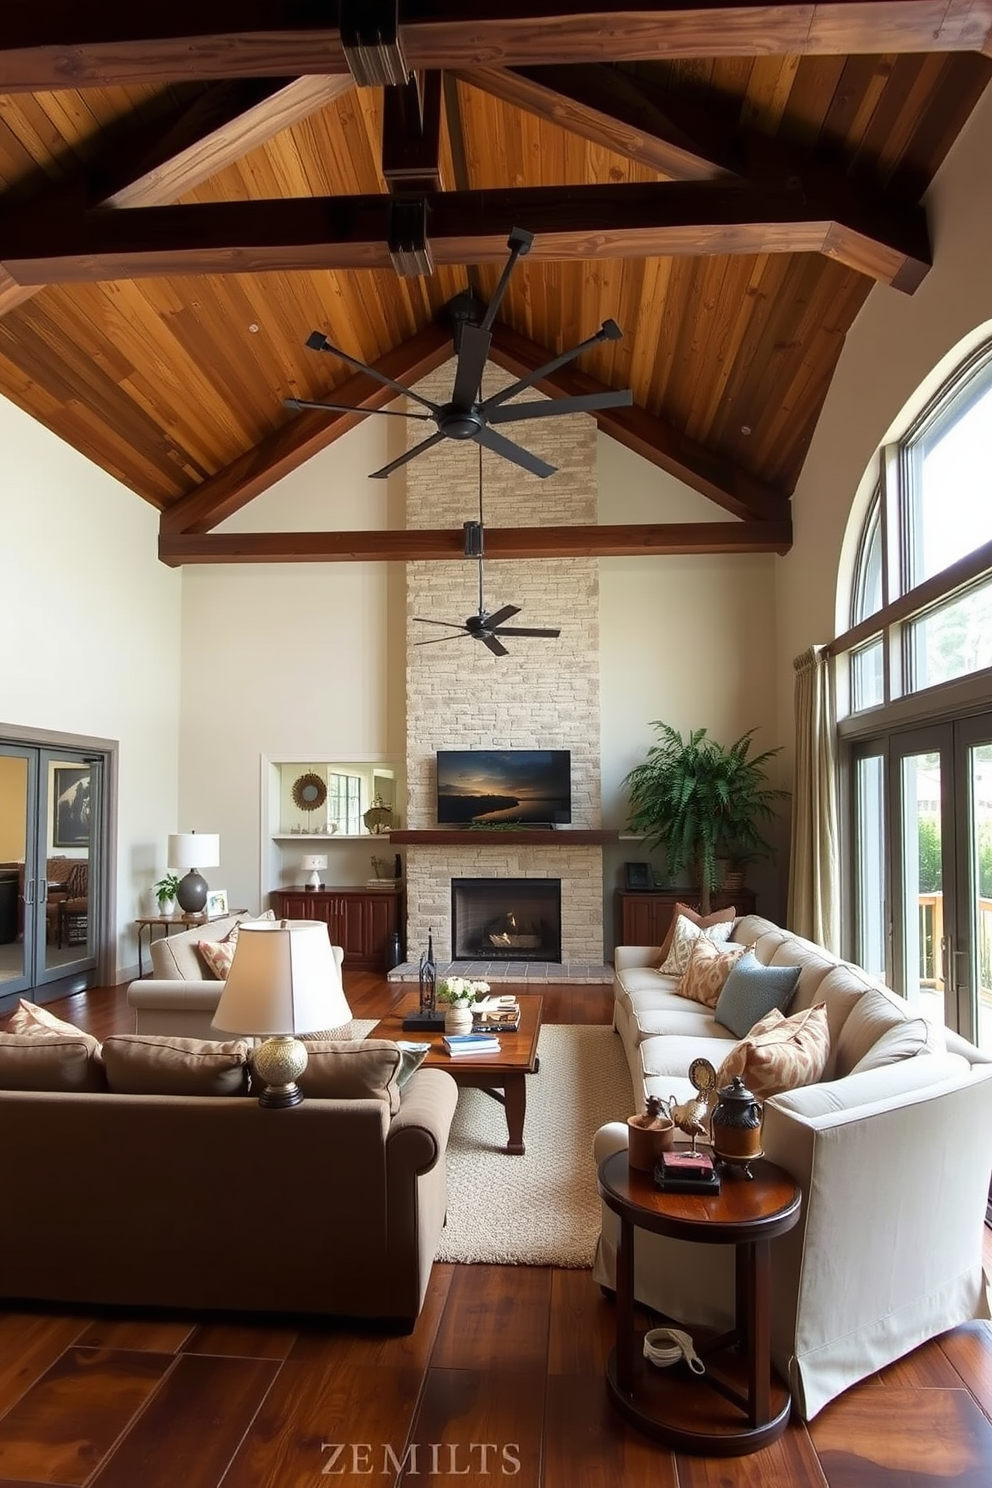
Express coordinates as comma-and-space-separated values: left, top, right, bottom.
413, 446, 561, 658
285, 226, 632, 480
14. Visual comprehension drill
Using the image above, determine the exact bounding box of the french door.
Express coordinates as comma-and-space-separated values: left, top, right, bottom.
851, 712, 992, 1053
0, 742, 104, 1005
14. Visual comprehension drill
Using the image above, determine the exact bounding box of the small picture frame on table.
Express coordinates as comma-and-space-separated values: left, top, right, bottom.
205, 890, 228, 916
623, 862, 653, 891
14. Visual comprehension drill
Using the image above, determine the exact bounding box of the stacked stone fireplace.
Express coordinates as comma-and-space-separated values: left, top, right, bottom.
403, 359, 603, 966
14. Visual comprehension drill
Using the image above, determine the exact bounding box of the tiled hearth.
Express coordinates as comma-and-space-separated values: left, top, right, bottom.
387, 958, 613, 984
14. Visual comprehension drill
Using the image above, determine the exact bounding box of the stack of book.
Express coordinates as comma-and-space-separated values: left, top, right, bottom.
653, 1148, 721, 1194
472, 995, 521, 1032
442, 1032, 502, 1057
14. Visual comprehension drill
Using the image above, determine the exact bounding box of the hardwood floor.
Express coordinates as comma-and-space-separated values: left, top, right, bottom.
2, 973, 991, 1486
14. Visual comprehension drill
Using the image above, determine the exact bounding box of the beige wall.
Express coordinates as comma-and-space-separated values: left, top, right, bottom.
0, 392, 183, 975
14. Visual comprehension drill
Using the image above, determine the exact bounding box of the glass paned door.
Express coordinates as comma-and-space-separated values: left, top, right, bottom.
0, 745, 36, 995
892, 741, 946, 1030
953, 717, 992, 1054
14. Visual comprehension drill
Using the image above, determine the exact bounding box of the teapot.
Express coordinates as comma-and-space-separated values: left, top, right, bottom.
710, 1075, 763, 1179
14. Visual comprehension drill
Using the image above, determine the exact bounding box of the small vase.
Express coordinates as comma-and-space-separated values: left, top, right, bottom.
156, 897, 176, 918
445, 1004, 474, 1035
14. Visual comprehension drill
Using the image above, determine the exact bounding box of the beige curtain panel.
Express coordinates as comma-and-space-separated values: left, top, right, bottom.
787, 646, 840, 951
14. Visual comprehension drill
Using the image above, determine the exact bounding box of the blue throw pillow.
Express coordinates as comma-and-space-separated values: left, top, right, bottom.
713, 951, 801, 1039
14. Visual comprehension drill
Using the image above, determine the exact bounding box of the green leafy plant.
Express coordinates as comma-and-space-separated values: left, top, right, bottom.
153, 872, 181, 909
436, 976, 490, 1006
622, 724, 788, 911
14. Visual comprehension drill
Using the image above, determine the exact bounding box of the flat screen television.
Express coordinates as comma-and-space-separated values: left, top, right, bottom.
436, 749, 572, 826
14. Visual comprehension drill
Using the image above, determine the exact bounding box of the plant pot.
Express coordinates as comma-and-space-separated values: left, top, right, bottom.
445, 1005, 474, 1035
155, 896, 177, 918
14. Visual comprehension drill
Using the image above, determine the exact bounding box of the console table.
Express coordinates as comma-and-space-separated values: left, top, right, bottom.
270, 886, 403, 970
597, 1149, 800, 1454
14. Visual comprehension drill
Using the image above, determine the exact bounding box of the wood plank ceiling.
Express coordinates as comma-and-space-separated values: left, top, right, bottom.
0, 6, 989, 565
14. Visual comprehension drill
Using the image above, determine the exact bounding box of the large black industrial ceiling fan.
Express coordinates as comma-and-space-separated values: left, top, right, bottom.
413, 446, 561, 659
285, 227, 632, 480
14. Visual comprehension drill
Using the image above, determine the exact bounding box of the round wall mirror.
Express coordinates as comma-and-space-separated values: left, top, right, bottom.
291, 772, 327, 812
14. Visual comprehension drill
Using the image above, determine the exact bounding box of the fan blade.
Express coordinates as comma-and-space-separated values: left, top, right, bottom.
478, 226, 534, 333
450, 324, 491, 408
413, 617, 470, 630
485, 604, 521, 628
474, 426, 556, 479
482, 634, 509, 657
481, 322, 624, 411
284, 397, 432, 420
487, 389, 633, 424
490, 626, 561, 638
305, 330, 441, 414
415, 632, 475, 646
369, 431, 446, 479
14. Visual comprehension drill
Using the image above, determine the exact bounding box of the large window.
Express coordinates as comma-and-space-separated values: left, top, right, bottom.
841, 337, 992, 1063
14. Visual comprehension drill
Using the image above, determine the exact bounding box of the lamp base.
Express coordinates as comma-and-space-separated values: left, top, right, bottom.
253, 1034, 308, 1108
176, 869, 208, 913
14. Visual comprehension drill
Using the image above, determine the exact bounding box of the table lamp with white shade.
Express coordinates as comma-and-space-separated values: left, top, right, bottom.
301, 853, 327, 890
168, 831, 220, 913
211, 919, 351, 1107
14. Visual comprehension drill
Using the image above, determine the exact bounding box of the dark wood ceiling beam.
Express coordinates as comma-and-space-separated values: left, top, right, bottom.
489, 321, 788, 521
0, 180, 930, 293
382, 71, 443, 192
0, 74, 354, 320
158, 321, 454, 535
2, 5, 991, 92
158, 520, 794, 567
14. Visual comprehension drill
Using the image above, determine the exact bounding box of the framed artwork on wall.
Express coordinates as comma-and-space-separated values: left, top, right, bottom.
53, 767, 90, 848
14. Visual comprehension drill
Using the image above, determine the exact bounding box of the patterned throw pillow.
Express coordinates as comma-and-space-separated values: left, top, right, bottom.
713, 951, 801, 1038
197, 925, 240, 979
657, 902, 736, 965
677, 936, 749, 1008
659, 913, 735, 976
716, 1003, 830, 1099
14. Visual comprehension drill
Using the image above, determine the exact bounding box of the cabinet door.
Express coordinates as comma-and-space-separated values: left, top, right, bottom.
365, 893, 399, 969
327, 895, 367, 958
620, 894, 663, 945
275, 891, 321, 921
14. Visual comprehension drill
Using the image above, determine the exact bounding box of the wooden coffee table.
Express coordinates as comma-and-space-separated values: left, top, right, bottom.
372, 993, 543, 1154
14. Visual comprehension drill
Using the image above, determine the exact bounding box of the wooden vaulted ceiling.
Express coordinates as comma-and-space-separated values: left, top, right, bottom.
0, 6, 989, 566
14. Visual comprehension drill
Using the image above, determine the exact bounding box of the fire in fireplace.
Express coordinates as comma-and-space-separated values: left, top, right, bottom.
451, 878, 562, 962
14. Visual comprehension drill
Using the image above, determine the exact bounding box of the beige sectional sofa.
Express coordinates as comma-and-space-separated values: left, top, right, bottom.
127, 912, 347, 1038
0, 1000, 457, 1325
596, 910, 992, 1420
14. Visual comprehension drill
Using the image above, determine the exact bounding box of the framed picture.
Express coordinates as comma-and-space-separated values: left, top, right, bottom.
53, 767, 91, 848
205, 890, 229, 916
623, 862, 653, 891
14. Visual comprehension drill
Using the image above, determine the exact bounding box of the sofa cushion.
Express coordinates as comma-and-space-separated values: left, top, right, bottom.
714, 951, 801, 1038
657, 903, 736, 965
848, 1016, 937, 1073
101, 1034, 251, 1095
715, 1003, 830, 1099
296, 1039, 403, 1113
631, 1004, 726, 1042
0, 1032, 106, 1092
677, 936, 749, 1009
640, 1032, 741, 1081
659, 913, 735, 976
833, 984, 918, 1078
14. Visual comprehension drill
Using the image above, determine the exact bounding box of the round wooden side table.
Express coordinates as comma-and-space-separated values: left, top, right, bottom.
597, 1149, 801, 1455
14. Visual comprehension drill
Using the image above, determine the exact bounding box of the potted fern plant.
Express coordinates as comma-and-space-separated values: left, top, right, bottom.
622, 724, 787, 912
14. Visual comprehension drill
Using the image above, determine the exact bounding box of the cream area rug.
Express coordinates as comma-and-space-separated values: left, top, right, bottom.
435, 1024, 633, 1268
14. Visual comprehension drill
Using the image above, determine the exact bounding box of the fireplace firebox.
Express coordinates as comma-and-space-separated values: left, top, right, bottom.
451, 878, 562, 962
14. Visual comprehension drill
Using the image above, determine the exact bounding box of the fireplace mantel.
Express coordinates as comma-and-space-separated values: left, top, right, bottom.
391, 830, 617, 846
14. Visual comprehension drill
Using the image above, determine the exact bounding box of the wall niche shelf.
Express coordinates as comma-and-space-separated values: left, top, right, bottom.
272, 833, 391, 843
391, 829, 617, 846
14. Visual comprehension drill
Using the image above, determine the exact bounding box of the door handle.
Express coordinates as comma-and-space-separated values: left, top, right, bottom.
24, 878, 35, 905
940, 934, 952, 989
39, 879, 48, 903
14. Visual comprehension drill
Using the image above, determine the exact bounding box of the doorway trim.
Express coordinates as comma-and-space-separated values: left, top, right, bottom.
0, 719, 118, 991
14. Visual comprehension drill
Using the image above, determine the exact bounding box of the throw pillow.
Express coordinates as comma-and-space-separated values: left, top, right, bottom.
8, 998, 101, 1056
395, 1041, 430, 1089
0, 1032, 106, 1092
659, 913, 736, 977
716, 1003, 830, 1100
296, 1040, 403, 1114
848, 1017, 932, 1074
197, 934, 238, 980
677, 936, 749, 1009
713, 952, 801, 1038
657, 903, 736, 966
101, 1035, 251, 1095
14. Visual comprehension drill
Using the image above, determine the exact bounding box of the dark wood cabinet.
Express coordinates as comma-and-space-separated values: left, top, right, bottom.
270, 887, 403, 970
617, 888, 756, 947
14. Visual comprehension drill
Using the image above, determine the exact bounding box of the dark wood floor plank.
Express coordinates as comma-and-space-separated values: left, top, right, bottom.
220, 1361, 423, 1488
287, 1263, 454, 1371
410, 1368, 545, 1484
76, 1316, 196, 1354
0, 1347, 172, 1485
676, 1420, 823, 1486
0, 1313, 92, 1416
877, 1334, 966, 1390
87, 1353, 278, 1488
430, 1265, 552, 1372
809, 1386, 992, 1487
548, 1268, 620, 1376
938, 1321, 992, 1421
544, 1373, 676, 1487
182, 1320, 298, 1361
